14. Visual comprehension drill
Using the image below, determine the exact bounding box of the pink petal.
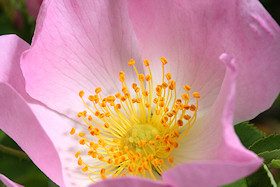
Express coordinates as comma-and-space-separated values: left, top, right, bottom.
21, 0, 143, 118
0, 174, 23, 187
28, 103, 94, 186
0, 35, 29, 97
90, 177, 171, 187
0, 35, 65, 186
163, 54, 262, 187
127, 0, 280, 121
0, 84, 64, 186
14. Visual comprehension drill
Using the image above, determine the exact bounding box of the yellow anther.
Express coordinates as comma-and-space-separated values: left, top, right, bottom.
75, 151, 81, 158
122, 146, 128, 153
79, 90, 84, 98
98, 155, 104, 161
144, 59, 150, 66
138, 74, 145, 81
184, 85, 191, 91
79, 132, 85, 137
95, 87, 102, 94
70, 128, 76, 135
193, 92, 200, 98
82, 166, 88, 172
161, 57, 168, 65
113, 139, 119, 143
128, 59, 135, 66
165, 73, 172, 80
101, 173, 107, 180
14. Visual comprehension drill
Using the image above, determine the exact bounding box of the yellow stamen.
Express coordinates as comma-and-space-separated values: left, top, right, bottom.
71, 57, 200, 182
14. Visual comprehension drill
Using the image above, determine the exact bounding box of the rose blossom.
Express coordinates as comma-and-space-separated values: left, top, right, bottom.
1, 0, 280, 186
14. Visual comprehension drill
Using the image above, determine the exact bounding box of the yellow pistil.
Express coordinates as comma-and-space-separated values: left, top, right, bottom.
70, 57, 200, 182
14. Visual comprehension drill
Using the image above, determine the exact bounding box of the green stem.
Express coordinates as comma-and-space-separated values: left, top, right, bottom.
0, 144, 29, 160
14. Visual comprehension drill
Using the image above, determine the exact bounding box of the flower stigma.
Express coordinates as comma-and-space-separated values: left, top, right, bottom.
70, 57, 200, 182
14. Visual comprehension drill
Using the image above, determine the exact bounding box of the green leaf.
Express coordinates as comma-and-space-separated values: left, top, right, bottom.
222, 178, 247, 187
245, 164, 277, 187
234, 122, 264, 148
249, 134, 280, 154
270, 159, 280, 168
222, 164, 276, 187
258, 149, 280, 164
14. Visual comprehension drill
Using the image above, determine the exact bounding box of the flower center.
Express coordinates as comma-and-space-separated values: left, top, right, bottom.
70, 57, 200, 182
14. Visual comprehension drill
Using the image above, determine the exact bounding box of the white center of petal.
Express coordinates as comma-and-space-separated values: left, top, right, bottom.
70, 57, 200, 182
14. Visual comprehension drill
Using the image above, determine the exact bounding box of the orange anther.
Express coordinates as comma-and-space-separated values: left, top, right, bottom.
79, 132, 85, 137
190, 104, 196, 111
144, 59, 150, 66
184, 85, 191, 91
115, 93, 121, 98
81, 166, 88, 172
168, 156, 174, 164
177, 119, 183, 126
138, 74, 145, 81
165, 73, 172, 80
75, 151, 81, 158
145, 75, 151, 81
78, 157, 83, 166
70, 128, 75, 135
95, 87, 102, 94
79, 90, 84, 98
128, 59, 135, 66
79, 139, 86, 145
193, 92, 200, 98
128, 164, 135, 172
161, 57, 168, 65
104, 123, 110, 128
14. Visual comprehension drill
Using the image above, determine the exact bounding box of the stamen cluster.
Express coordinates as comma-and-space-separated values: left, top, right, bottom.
70, 57, 200, 182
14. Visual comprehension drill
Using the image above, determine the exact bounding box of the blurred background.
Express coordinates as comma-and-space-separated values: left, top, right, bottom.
0, 0, 279, 186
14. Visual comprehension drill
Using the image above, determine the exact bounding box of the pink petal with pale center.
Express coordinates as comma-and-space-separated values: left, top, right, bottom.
127, 0, 280, 122
21, 0, 143, 119
163, 54, 262, 187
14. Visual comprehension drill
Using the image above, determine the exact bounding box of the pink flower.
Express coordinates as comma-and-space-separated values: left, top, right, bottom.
1, 0, 280, 186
